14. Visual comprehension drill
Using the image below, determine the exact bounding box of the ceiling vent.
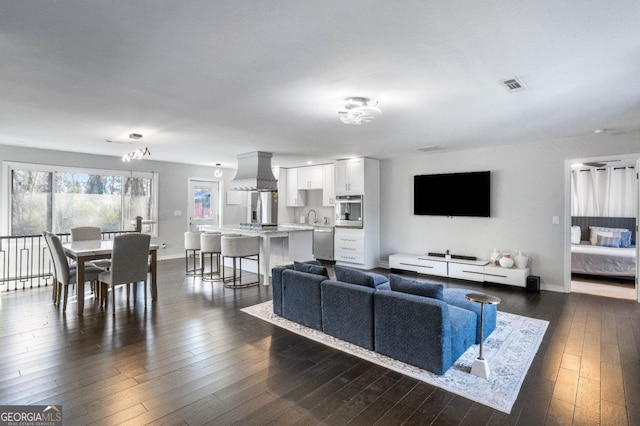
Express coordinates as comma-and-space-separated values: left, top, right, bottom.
498, 77, 526, 92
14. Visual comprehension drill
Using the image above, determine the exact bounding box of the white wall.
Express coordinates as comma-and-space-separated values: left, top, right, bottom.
379, 132, 640, 292
0, 144, 245, 259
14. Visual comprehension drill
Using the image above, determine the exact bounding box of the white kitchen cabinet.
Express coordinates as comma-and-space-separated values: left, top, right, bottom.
322, 163, 335, 206
297, 165, 323, 189
334, 158, 365, 194
334, 228, 365, 265
286, 168, 305, 207
333, 158, 380, 269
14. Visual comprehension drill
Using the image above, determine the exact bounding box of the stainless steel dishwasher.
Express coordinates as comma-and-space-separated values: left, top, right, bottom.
313, 226, 334, 261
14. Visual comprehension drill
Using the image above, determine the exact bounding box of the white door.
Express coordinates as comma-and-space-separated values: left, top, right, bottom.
187, 179, 220, 231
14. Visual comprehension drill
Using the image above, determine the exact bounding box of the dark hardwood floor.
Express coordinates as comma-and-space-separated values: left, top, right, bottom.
1, 258, 639, 425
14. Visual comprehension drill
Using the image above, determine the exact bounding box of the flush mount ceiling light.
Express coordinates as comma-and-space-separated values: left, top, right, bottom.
338, 97, 381, 125
122, 147, 151, 162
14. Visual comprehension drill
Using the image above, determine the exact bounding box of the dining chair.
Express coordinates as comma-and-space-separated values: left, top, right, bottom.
99, 233, 151, 315
70, 226, 112, 269
44, 232, 106, 312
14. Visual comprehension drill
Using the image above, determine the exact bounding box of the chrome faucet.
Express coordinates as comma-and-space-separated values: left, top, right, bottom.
307, 209, 318, 224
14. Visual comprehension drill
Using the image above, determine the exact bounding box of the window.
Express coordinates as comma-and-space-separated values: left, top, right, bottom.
4, 162, 158, 236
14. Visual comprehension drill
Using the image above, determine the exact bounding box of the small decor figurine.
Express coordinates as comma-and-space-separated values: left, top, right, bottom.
490, 248, 503, 266
499, 253, 514, 268
514, 251, 529, 269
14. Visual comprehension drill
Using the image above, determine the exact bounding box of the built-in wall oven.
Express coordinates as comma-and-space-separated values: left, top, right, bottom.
335, 194, 363, 228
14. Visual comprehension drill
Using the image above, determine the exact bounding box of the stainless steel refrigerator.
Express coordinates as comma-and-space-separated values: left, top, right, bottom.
249, 191, 278, 225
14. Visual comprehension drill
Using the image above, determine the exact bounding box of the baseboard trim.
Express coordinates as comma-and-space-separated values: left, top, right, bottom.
158, 253, 185, 262
377, 260, 390, 269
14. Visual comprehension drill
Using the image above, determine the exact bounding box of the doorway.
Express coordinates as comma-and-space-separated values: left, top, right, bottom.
188, 179, 221, 231
565, 155, 639, 302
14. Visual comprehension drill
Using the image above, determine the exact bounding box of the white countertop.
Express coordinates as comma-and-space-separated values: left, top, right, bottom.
200, 224, 315, 234
279, 223, 335, 229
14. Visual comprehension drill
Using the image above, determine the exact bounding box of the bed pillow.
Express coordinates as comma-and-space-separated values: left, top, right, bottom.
389, 274, 444, 300
571, 226, 581, 245
596, 234, 622, 248
589, 226, 631, 246
619, 230, 632, 248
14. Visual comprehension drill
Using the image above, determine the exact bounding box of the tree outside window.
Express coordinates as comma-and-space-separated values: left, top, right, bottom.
8, 165, 157, 236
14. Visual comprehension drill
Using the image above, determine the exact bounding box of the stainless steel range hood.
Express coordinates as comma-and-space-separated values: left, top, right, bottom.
230, 151, 278, 191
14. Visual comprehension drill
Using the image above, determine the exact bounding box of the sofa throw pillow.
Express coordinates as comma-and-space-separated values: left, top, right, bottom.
293, 261, 329, 277
389, 274, 444, 301
571, 226, 581, 245
334, 265, 387, 288
596, 234, 622, 248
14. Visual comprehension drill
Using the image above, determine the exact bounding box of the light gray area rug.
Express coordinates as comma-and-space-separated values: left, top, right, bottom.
241, 301, 548, 414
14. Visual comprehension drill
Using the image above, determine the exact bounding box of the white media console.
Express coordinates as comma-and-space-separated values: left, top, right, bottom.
389, 253, 529, 288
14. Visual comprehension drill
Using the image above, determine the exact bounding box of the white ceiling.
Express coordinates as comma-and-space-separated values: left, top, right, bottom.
1, 1, 639, 168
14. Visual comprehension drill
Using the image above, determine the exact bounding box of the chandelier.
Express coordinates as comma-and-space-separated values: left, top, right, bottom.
122, 147, 151, 162
338, 97, 381, 125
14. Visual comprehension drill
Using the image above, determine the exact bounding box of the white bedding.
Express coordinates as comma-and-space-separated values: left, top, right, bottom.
571, 242, 637, 277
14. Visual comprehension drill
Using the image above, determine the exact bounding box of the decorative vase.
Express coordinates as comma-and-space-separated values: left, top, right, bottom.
490, 248, 503, 266
499, 253, 514, 268
515, 251, 529, 269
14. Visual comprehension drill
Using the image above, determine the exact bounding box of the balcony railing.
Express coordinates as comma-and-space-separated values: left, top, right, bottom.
0, 231, 133, 291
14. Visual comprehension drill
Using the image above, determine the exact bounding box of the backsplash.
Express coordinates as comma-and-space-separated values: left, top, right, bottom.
292, 190, 334, 225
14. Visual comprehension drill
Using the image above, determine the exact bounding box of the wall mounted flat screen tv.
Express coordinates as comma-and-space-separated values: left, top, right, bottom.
414, 171, 491, 217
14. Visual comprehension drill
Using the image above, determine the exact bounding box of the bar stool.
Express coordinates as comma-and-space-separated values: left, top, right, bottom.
221, 235, 260, 288
200, 232, 222, 282
184, 231, 202, 276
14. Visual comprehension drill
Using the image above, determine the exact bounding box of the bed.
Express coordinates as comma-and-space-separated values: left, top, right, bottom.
571, 216, 637, 279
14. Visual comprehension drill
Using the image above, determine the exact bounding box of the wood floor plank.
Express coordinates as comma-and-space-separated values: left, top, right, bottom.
573, 376, 601, 425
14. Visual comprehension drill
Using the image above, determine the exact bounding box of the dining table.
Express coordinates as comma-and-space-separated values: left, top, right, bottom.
63, 239, 159, 315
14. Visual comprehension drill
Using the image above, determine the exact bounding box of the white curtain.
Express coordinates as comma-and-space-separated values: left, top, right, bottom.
571, 167, 637, 217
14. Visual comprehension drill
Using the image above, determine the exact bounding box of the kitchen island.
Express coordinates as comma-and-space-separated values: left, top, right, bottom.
198, 224, 314, 285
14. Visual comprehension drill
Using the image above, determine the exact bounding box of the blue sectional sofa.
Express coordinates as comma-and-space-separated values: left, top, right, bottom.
271, 263, 497, 375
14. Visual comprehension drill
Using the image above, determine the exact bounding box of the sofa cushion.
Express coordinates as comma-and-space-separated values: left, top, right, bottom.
321, 280, 376, 350
334, 265, 388, 288
294, 261, 329, 277
281, 269, 325, 330
374, 289, 475, 375
272, 260, 323, 316
443, 288, 497, 343
389, 274, 444, 301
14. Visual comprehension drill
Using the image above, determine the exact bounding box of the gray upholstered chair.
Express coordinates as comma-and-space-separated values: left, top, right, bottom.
99, 233, 151, 315
221, 235, 260, 287
184, 231, 201, 276
44, 232, 106, 312
200, 232, 222, 282
70, 226, 112, 270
